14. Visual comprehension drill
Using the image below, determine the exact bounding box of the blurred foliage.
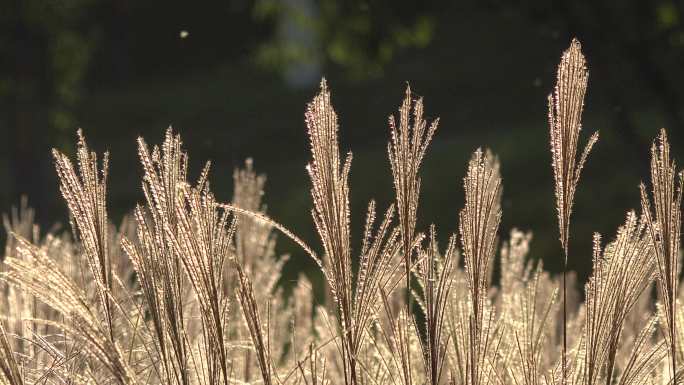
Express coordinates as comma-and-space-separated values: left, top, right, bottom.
253, 0, 437, 79
1, 0, 96, 138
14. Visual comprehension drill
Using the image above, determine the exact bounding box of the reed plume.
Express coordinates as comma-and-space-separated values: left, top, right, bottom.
548, 38, 599, 385
388, 85, 439, 299
169, 183, 236, 385
639, 129, 683, 381
122, 129, 193, 385
52, 129, 115, 342
459, 148, 502, 385
500, 230, 558, 385
387, 84, 438, 385
305, 79, 401, 385
414, 226, 455, 385
582, 212, 655, 385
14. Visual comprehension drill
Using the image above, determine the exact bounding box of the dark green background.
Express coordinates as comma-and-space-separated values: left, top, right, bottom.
1, 0, 683, 291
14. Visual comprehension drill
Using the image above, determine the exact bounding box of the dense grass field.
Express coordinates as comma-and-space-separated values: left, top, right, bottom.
0, 40, 681, 385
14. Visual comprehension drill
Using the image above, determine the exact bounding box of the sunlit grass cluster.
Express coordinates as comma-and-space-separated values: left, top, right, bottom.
0, 39, 682, 385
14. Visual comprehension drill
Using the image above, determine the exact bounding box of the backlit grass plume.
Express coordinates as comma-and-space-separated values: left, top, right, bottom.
52, 129, 115, 343
414, 227, 455, 385
388, 85, 439, 301
386, 85, 439, 385
305, 79, 401, 385
458, 148, 502, 385
548, 39, 600, 257
639, 129, 683, 380
548, 38, 599, 385
581, 212, 656, 385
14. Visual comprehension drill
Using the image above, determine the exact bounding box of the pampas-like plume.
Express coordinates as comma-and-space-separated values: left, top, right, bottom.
168, 183, 236, 385
639, 129, 683, 380
387, 85, 438, 385
548, 39, 600, 257
459, 148, 502, 385
414, 226, 455, 385
123, 129, 193, 385
233, 158, 270, 268
374, 289, 421, 385
305, 78, 353, 320
388, 86, 439, 299
2, 197, 39, 260
582, 212, 655, 385
5, 237, 138, 385
460, 148, 501, 322
499, 230, 559, 385
52, 130, 115, 342
548, 39, 599, 385
305, 80, 401, 385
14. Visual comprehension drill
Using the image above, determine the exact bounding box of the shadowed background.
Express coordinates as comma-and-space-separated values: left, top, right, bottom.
1, 0, 683, 291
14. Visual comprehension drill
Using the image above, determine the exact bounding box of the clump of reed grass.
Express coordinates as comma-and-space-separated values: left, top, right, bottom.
0, 39, 681, 385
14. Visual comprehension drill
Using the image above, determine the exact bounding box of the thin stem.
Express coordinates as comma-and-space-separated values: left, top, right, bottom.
562, 257, 568, 385
404, 241, 413, 385
671, 294, 677, 381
